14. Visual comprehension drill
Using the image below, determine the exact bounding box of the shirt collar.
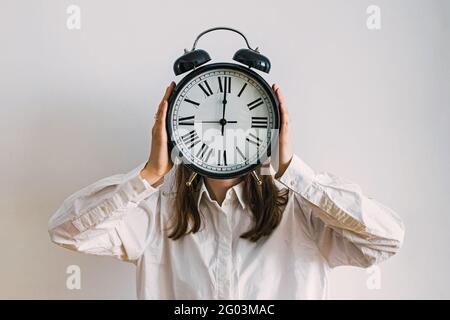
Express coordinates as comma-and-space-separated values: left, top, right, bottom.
197, 177, 247, 210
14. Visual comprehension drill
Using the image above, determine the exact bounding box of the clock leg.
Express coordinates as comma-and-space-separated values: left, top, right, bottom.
186, 171, 198, 187
251, 170, 263, 186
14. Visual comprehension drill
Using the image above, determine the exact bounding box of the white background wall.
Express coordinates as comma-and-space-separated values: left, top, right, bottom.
0, 0, 449, 299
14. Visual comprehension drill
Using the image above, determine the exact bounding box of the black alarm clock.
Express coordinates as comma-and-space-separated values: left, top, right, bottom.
167, 27, 280, 181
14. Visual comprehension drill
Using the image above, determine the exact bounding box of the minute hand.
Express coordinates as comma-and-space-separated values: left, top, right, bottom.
221, 80, 227, 136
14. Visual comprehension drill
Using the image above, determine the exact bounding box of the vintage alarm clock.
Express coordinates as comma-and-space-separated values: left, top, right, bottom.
167, 27, 280, 183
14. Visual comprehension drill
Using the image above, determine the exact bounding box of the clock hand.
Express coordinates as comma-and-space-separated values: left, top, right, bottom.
196, 120, 237, 124
221, 79, 227, 136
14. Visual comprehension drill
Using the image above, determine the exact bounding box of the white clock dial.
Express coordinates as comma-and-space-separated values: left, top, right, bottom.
169, 66, 277, 177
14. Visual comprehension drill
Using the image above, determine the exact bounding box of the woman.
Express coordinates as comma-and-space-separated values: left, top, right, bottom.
48, 82, 404, 299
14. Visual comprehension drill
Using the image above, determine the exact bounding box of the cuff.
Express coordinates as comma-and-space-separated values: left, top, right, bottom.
72, 171, 158, 234
277, 154, 315, 195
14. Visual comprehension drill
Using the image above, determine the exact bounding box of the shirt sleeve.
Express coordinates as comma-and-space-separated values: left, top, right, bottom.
48, 162, 161, 262
277, 154, 405, 268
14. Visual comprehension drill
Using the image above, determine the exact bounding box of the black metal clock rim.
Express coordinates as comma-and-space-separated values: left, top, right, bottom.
166, 62, 280, 179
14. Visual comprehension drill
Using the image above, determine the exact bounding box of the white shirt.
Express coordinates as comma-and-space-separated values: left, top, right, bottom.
48, 155, 404, 299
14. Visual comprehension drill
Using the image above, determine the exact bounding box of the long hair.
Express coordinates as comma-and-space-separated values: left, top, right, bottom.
168, 165, 289, 242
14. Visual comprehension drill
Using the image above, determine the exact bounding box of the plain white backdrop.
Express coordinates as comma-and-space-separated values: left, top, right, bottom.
0, 0, 449, 299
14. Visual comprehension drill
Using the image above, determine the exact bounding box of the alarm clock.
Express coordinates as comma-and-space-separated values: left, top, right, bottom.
167, 27, 280, 181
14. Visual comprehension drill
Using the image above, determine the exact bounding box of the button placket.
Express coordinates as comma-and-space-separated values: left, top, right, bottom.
216, 204, 233, 299
217, 238, 231, 298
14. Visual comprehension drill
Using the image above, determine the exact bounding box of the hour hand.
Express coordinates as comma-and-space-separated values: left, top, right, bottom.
196, 120, 237, 124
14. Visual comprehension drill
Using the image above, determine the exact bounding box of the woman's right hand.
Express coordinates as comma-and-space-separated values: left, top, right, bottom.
140, 82, 175, 186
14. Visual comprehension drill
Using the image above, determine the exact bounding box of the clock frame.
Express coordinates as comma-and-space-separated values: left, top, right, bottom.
167, 62, 280, 179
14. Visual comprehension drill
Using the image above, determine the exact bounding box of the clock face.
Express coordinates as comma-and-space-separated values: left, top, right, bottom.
167, 63, 279, 178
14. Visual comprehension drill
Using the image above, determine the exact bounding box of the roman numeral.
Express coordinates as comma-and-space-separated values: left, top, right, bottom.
217, 150, 227, 166
204, 147, 213, 162
247, 97, 264, 110
236, 146, 248, 162
237, 83, 247, 97
251, 116, 268, 128
181, 130, 200, 149
246, 133, 262, 147
178, 115, 195, 126
218, 76, 231, 93
198, 80, 213, 96
184, 98, 200, 106
196, 143, 208, 158
196, 143, 214, 162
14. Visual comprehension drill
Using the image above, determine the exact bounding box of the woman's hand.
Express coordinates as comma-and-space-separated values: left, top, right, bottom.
140, 82, 175, 186
272, 84, 294, 179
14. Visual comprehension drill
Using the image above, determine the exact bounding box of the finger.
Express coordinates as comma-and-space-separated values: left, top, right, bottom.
160, 81, 175, 106
154, 100, 168, 127
155, 82, 175, 122
159, 100, 168, 127
164, 81, 175, 101
273, 84, 286, 108
157, 82, 175, 116
273, 84, 289, 128
280, 101, 289, 127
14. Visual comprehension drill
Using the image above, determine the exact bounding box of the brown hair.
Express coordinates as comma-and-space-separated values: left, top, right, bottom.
168, 165, 289, 242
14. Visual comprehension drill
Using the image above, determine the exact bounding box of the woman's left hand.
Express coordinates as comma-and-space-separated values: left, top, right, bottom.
272, 84, 294, 179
